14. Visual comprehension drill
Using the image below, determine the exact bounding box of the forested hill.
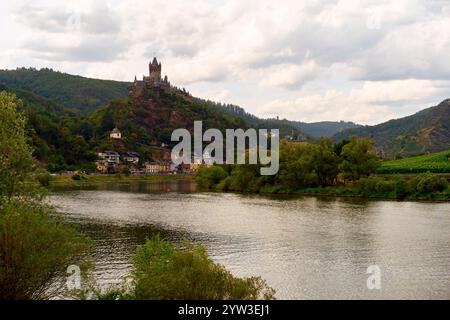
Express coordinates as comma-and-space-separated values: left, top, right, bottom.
0, 68, 358, 138
333, 99, 450, 158
0, 68, 130, 110
204, 100, 360, 138
0, 80, 251, 171
295, 121, 361, 138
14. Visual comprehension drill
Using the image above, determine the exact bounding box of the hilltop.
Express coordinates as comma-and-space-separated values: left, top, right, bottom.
334, 99, 450, 158
0, 68, 129, 110
0, 67, 357, 138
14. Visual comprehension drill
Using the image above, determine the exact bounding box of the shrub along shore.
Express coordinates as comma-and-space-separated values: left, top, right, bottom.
196, 138, 450, 201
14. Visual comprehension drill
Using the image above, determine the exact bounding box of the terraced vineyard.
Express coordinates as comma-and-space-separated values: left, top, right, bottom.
378, 150, 450, 173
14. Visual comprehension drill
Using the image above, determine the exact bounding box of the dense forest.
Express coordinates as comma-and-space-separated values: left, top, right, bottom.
0, 68, 129, 110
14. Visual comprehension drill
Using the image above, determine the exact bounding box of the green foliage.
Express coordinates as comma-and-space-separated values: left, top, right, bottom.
0, 200, 91, 300
413, 173, 448, 193
195, 137, 381, 193
34, 168, 52, 186
196, 165, 229, 189
0, 92, 91, 300
355, 174, 449, 199
0, 68, 129, 110
312, 138, 341, 186
339, 136, 380, 180
393, 176, 411, 199
0, 91, 35, 201
356, 176, 394, 194
72, 174, 83, 181
378, 150, 450, 174
278, 143, 318, 189
126, 236, 275, 300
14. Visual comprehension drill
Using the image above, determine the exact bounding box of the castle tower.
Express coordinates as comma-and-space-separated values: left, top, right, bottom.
148, 57, 161, 86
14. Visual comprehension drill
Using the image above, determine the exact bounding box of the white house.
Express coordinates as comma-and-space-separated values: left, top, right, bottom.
110, 127, 122, 139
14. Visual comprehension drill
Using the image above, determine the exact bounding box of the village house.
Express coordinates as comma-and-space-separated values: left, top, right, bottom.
123, 151, 140, 164
96, 151, 120, 173
98, 151, 120, 164
110, 127, 122, 140
144, 161, 174, 174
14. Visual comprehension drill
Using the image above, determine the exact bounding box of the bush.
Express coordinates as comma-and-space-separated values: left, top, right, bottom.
126, 236, 275, 300
415, 173, 448, 193
393, 177, 411, 198
355, 176, 410, 198
356, 176, 384, 193
375, 179, 396, 193
195, 166, 229, 189
71, 173, 82, 181
35, 168, 52, 186
0, 200, 91, 299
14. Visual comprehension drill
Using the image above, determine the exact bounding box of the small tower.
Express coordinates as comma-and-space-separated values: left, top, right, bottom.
148, 57, 162, 86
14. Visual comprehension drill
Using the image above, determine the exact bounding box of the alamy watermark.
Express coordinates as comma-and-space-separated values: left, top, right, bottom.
66, 264, 81, 290
171, 121, 279, 175
366, 265, 381, 290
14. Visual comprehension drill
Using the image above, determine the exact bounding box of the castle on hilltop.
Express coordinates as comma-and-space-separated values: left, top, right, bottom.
130, 57, 170, 95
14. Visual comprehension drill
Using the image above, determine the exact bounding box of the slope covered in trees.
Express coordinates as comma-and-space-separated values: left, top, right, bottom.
333, 99, 450, 158
0, 68, 129, 111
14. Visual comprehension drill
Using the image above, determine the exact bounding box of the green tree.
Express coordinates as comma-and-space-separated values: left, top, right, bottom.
338, 136, 380, 180
277, 142, 318, 188
0, 91, 91, 299
0, 91, 35, 201
0, 200, 90, 299
196, 165, 229, 189
312, 138, 341, 186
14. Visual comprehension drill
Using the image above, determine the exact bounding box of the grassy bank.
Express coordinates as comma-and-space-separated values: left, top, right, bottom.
196, 165, 450, 201
49, 174, 194, 187
258, 183, 450, 201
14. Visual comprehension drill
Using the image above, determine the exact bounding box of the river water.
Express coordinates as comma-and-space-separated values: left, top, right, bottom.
49, 180, 450, 299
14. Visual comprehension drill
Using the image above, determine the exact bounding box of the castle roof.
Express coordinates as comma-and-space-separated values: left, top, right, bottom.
151, 57, 159, 65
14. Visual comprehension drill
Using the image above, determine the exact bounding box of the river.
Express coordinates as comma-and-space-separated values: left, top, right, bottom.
49, 180, 450, 299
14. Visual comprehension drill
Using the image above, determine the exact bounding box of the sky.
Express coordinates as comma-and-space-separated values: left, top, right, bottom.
1, 0, 450, 125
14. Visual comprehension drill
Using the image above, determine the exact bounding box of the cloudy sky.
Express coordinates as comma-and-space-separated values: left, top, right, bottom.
1, 0, 450, 124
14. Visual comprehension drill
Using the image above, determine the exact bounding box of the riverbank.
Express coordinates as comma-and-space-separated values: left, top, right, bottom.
49, 174, 194, 187
196, 166, 450, 202
257, 184, 450, 201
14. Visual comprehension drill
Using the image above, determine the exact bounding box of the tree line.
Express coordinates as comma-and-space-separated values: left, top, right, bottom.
196, 137, 449, 200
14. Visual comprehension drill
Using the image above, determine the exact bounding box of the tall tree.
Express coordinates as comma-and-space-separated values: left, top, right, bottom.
0, 91, 91, 299
0, 91, 34, 201
339, 136, 380, 180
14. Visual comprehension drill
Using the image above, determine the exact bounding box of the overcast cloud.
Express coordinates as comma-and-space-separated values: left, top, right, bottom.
1, 0, 450, 124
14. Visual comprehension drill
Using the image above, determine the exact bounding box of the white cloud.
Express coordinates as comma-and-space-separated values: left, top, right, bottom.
1, 0, 450, 125
259, 79, 449, 124
259, 60, 323, 89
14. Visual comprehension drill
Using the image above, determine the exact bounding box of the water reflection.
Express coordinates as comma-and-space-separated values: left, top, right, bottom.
50, 180, 450, 299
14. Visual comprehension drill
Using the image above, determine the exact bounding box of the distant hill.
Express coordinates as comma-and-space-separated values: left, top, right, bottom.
333, 99, 450, 158
211, 102, 360, 138
295, 121, 361, 138
0, 68, 129, 110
